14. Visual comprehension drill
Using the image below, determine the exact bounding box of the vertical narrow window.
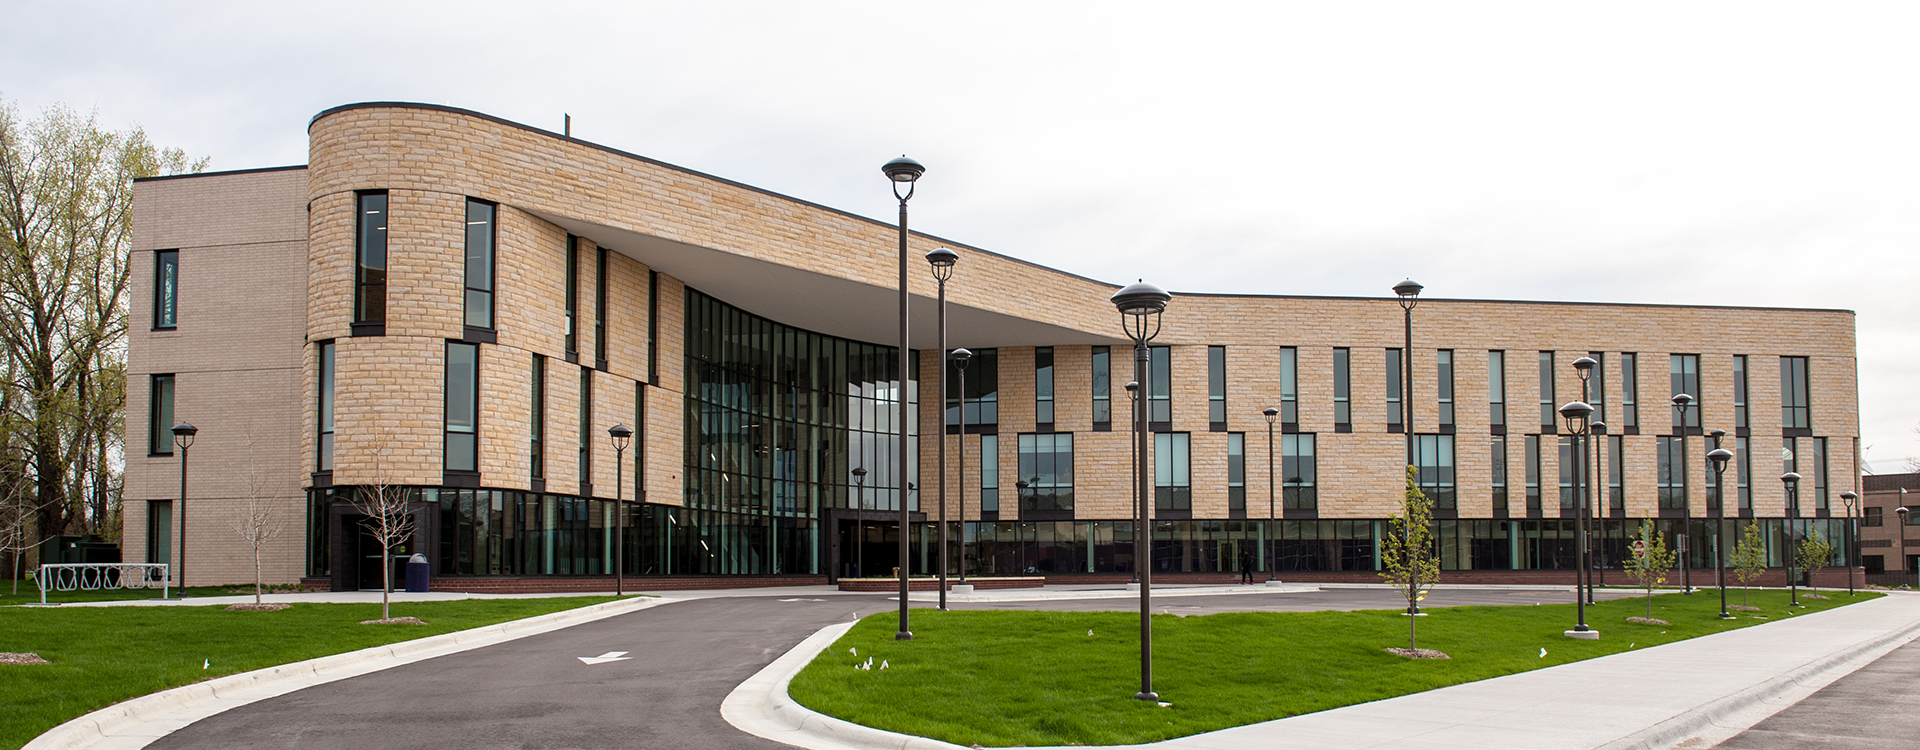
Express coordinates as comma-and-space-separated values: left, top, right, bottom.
1279, 347, 1297, 426
647, 271, 660, 383
354, 192, 388, 327
1415, 434, 1456, 510
1608, 435, 1625, 510
1587, 351, 1606, 424
980, 434, 999, 511
1620, 353, 1639, 431
947, 348, 999, 428
1035, 347, 1055, 427
147, 501, 171, 565
1732, 355, 1749, 431
595, 247, 608, 366
1658, 436, 1687, 509
1735, 435, 1750, 511
154, 249, 179, 329
1538, 352, 1556, 428
1016, 433, 1073, 511
531, 355, 545, 480
1207, 346, 1227, 428
463, 199, 495, 330
579, 367, 592, 484
1436, 349, 1455, 429
1153, 432, 1191, 510
1811, 437, 1829, 512
1386, 348, 1403, 430
1283, 434, 1318, 510
1524, 435, 1542, 510
1148, 346, 1171, 425
1490, 435, 1508, 510
445, 343, 479, 473
1332, 347, 1351, 428
1670, 354, 1700, 431
1487, 350, 1506, 429
150, 374, 176, 456
317, 343, 335, 471
1781, 356, 1810, 430
1227, 433, 1246, 510
564, 235, 579, 356
1091, 346, 1111, 427
1557, 436, 1576, 510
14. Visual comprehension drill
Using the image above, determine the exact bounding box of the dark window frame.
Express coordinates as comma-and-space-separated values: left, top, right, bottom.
154, 249, 179, 330
1386, 348, 1403, 432
1035, 346, 1055, 429
1332, 347, 1351, 430
1283, 433, 1318, 511
1207, 345, 1227, 430
564, 234, 579, 359
1436, 349, 1455, 430
1148, 345, 1171, 428
463, 198, 497, 333
1538, 351, 1556, 429
595, 246, 609, 369
531, 354, 546, 482
1153, 431, 1191, 510
1670, 353, 1701, 432
1091, 345, 1111, 428
444, 342, 480, 475
317, 341, 335, 472
1620, 352, 1640, 433
1279, 346, 1298, 428
1016, 432, 1074, 512
1781, 356, 1811, 432
352, 191, 389, 334
1488, 350, 1506, 431
149, 373, 176, 457
1226, 432, 1245, 510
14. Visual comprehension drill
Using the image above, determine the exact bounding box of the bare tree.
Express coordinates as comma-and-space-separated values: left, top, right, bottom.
230, 432, 283, 605
1624, 520, 1676, 619
349, 438, 413, 620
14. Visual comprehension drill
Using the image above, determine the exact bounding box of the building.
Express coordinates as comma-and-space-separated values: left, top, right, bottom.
1858, 472, 1918, 587
124, 102, 1863, 592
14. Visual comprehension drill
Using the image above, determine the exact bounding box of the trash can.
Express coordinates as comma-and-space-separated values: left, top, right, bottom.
405, 554, 430, 593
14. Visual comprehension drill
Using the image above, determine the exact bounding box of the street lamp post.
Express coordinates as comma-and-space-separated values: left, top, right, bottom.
852, 467, 867, 580
1707, 445, 1734, 619
927, 247, 958, 611
1393, 279, 1422, 617
882, 155, 924, 642
1591, 419, 1608, 596
1264, 406, 1278, 582
1672, 393, 1695, 594
952, 348, 972, 587
1901, 492, 1913, 588
1113, 280, 1171, 703
1572, 357, 1597, 605
1126, 381, 1141, 585
609, 424, 633, 596
1840, 490, 1859, 596
1783, 472, 1802, 606
1559, 401, 1596, 638
171, 422, 197, 591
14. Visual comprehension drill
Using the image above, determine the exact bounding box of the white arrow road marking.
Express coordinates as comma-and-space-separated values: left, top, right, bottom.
578, 651, 632, 665
777, 598, 826, 602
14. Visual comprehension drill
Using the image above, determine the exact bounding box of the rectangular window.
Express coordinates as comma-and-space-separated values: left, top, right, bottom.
1279, 346, 1298, 425
463, 199, 495, 329
1153, 432, 1191, 510
1332, 347, 1351, 427
1490, 435, 1508, 510
564, 235, 579, 355
946, 347, 999, 428
354, 192, 388, 325
1415, 434, 1456, 510
154, 249, 179, 329
1149, 346, 1171, 425
1781, 356, 1810, 430
317, 342, 335, 471
1207, 346, 1227, 428
1538, 352, 1556, 428
1621, 352, 1639, 431
1865, 506, 1884, 527
1608, 434, 1625, 510
150, 373, 175, 456
146, 500, 171, 566
1436, 349, 1455, 429
445, 343, 479, 473
1658, 436, 1687, 510
1587, 352, 1606, 424
1035, 347, 1056, 427
1091, 346, 1111, 426
1810, 437, 1829, 512
1386, 348, 1403, 429
1488, 350, 1506, 428
980, 434, 999, 511
579, 367, 592, 484
1283, 433, 1318, 510
531, 355, 546, 480
595, 247, 608, 364
1016, 433, 1073, 511
1558, 436, 1576, 510
1671, 354, 1700, 431
1524, 435, 1542, 510
1735, 436, 1751, 511
1732, 355, 1750, 431
1227, 433, 1246, 510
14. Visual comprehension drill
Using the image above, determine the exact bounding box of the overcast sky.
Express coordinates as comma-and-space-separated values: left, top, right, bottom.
5, 1, 1916, 471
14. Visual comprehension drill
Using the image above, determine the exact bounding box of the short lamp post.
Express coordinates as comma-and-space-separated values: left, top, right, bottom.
1783, 472, 1802, 606
928, 247, 959, 610
883, 155, 925, 642
1840, 490, 1858, 596
1900, 500, 1913, 589
1113, 280, 1171, 703
1126, 380, 1141, 585
852, 467, 867, 580
1707, 446, 1734, 619
171, 422, 197, 591
1264, 406, 1278, 582
1672, 393, 1694, 594
609, 424, 633, 596
952, 348, 972, 586
1558, 401, 1596, 639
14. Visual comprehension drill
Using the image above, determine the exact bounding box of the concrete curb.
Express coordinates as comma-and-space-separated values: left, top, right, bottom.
24, 595, 671, 750
722, 620, 968, 750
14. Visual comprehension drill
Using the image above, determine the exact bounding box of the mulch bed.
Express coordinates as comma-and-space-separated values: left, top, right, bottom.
1804, 594, 1830, 600
1729, 605, 1763, 611
1625, 616, 1671, 626
359, 617, 428, 625
1384, 647, 1451, 660
1, 652, 50, 665
225, 603, 291, 611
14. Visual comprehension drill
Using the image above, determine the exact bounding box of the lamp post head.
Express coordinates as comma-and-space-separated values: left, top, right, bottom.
926, 247, 958, 282
1124, 380, 1139, 400
851, 467, 867, 481
1707, 448, 1733, 473
1111, 281, 1171, 318
1841, 490, 1857, 511
1263, 407, 1278, 424
1781, 472, 1802, 488
1392, 278, 1423, 311
608, 424, 633, 451
1671, 393, 1693, 408
171, 422, 197, 450
951, 347, 971, 368
1710, 428, 1727, 438
1558, 400, 1593, 432
1573, 356, 1597, 382
1898, 506, 1910, 516
882, 156, 925, 183
1589, 420, 1607, 435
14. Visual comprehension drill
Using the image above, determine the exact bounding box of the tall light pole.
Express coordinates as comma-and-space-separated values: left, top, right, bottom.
1113, 280, 1171, 703
1573, 356, 1597, 606
1708, 445, 1733, 619
171, 422, 197, 591
927, 247, 958, 611
882, 155, 924, 642
952, 348, 972, 587
1900, 493, 1912, 588
1264, 406, 1278, 582
1672, 393, 1694, 594
852, 467, 867, 580
1559, 400, 1595, 639
1840, 490, 1858, 596
609, 424, 632, 596
1126, 381, 1140, 585
1783, 472, 1802, 606
1393, 279, 1422, 471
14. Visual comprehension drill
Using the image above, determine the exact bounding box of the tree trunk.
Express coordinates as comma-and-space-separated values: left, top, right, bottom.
382, 548, 392, 620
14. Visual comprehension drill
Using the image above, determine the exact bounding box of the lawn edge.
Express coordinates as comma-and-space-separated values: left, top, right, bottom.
722, 619, 968, 750
22, 595, 665, 750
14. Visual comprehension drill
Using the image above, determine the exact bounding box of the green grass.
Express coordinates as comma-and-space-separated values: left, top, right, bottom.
790, 589, 1882, 747
0, 595, 620, 749
0, 584, 285, 607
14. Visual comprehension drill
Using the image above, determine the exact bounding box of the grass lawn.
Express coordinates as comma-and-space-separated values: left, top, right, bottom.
790, 589, 1881, 747
0, 595, 620, 750
0, 584, 287, 607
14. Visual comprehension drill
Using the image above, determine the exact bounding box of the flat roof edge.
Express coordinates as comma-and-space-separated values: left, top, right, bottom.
1172, 291, 1854, 316
134, 164, 307, 184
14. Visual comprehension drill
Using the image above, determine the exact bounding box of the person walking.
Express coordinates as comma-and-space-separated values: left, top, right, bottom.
1240, 548, 1255, 584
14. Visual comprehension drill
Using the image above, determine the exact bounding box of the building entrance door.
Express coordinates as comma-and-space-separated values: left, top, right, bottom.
350, 517, 408, 592
838, 518, 899, 580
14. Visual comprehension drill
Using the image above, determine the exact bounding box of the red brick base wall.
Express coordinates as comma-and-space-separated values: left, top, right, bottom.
837, 577, 1045, 592
423, 576, 827, 594
1045, 568, 1867, 588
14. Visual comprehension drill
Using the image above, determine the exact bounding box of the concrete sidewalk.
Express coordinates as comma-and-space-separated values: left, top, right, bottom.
726, 592, 1920, 750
